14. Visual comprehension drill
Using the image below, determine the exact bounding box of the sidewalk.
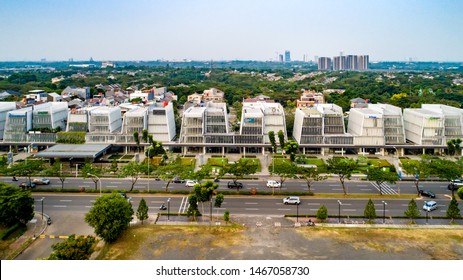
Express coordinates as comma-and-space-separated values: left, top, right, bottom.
6, 212, 48, 260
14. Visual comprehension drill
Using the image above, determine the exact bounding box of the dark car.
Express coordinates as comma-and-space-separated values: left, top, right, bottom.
419, 189, 436, 198
172, 177, 185, 183
448, 179, 463, 190
227, 181, 244, 189
19, 182, 36, 189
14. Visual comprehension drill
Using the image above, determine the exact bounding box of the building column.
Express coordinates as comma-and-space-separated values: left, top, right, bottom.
243, 147, 246, 157
203, 146, 206, 155
262, 147, 265, 155
381, 148, 385, 156
422, 148, 425, 155
222, 147, 225, 156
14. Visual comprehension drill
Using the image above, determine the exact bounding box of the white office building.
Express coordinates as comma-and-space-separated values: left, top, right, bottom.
32, 102, 68, 131
348, 108, 385, 146
421, 104, 463, 141
403, 107, 445, 146
293, 104, 353, 154
238, 101, 286, 144
122, 107, 147, 135
148, 102, 176, 142
88, 107, 122, 134
0, 102, 17, 140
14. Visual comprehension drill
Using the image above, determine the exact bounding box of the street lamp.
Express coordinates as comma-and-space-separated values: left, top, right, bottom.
337, 200, 342, 223
147, 157, 150, 193
37, 197, 45, 220
87, 173, 102, 196
296, 202, 299, 223
382, 201, 387, 224
425, 205, 429, 224
167, 198, 171, 221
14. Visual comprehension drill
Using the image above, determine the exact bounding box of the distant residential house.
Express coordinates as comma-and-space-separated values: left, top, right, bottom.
62, 86, 90, 100
187, 88, 224, 104
350, 97, 368, 108
47, 92, 63, 102
0, 90, 21, 100
296, 89, 325, 108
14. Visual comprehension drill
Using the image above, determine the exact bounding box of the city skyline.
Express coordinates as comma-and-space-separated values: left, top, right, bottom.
1, 0, 462, 62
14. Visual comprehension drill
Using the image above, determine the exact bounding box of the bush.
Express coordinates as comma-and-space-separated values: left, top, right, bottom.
316, 205, 328, 221
457, 187, 463, 199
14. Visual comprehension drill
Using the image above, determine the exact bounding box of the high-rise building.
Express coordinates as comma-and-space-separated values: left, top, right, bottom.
284, 50, 291, 62
317, 57, 332, 70
357, 55, 369, 70
279, 54, 284, 62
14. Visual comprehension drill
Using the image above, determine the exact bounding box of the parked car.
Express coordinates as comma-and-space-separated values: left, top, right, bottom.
419, 189, 436, 198
227, 181, 244, 189
185, 180, 199, 187
283, 196, 301, 205
448, 179, 463, 190
267, 180, 281, 188
172, 177, 185, 183
423, 201, 437, 212
19, 182, 36, 189
32, 178, 50, 185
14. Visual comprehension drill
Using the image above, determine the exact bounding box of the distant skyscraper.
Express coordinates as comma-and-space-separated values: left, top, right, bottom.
279, 54, 284, 62
357, 55, 369, 70
284, 50, 291, 62
318, 57, 332, 70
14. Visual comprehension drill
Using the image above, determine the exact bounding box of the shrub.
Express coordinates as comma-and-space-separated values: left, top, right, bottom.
316, 205, 328, 221
457, 187, 463, 199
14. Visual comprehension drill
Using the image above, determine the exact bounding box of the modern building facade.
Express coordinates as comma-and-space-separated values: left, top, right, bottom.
147, 102, 176, 142
0, 102, 17, 140
317, 57, 332, 70
403, 107, 445, 146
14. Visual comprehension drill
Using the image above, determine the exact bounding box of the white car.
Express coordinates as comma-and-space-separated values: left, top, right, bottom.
283, 196, 301, 205
185, 180, 199, 187
32, 178, 50, 185
266, 180, 281, 188
423, 201, 437, 212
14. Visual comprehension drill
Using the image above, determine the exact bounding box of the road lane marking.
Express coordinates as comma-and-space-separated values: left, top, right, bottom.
59, 200, 72, 202
245, 202, 258, 205
332, 188, 343, 191
106, 185, 117, 188
53, 205, 67, 208
277, 208, 291, 211
357, 185, 369, 187
344, 209, 357, 212
245, 208, 259, 211
360, 189, 371, 191
247, 183, 259, 186
329, 184, 338, 187
85, 206, 92, 208
307, 203, 320, 205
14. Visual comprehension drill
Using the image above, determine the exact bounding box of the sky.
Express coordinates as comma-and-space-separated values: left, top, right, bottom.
1, 0, 462, 62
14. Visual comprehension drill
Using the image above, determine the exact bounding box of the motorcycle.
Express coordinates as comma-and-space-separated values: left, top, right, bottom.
213, 178, 220, 183
12, 176, 18, 181
306, 220, 315, 227
159, 204, 167, 211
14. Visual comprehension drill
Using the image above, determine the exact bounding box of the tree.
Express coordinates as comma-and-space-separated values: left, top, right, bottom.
186, 194, 200, 221
193, 180, 220, 220
429, 158, 462, 197
47, 235, 96, 260
364, 199, 376, 223
446, 198, 461, 223
404, 198, 420, 224
136, 198, 149, 225
81, 163, 104, 191
277, 130, 285, 152
120, 161, 144, 192
401, 156, 431, 195
365, 166, 399, 195
184, 164, 212, 182
133, 131, 140, 149
85, 193, 134, 243
223, 209, 230, 223
8, 160, 45, 186
316, 205, 328, 222
145, 139, 167, 158
297, 166, 326, 193
45, 160, 68, 189
284, 140, 299, 162
268, 130, 277, 153
270, 159, 298, 190
141, 129, 149, 143
156, 160, 190, 192
110, 159, 118, 173
447, 138, 462, 156
0, 183, 34, 226
326, 157, 358, 195
222, 160, 258, 184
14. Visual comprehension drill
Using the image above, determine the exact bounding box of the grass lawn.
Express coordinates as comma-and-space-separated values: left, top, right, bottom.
180, 158, 196, 167
239, 158, 261, 172
207, 157, 228, 167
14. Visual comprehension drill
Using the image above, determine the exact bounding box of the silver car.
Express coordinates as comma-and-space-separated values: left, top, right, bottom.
423, 201, 437, 212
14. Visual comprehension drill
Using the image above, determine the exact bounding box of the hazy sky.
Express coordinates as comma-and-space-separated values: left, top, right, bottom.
1, 0, 462, 61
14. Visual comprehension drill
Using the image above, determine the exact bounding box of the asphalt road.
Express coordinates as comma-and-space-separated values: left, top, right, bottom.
1, 176, 455, 196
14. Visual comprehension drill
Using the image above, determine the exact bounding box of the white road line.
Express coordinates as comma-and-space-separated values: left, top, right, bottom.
106, 185, 117, 188
360, 189, 371, 191
53, 205, 67, 208
332, 188, 343, 191
357, 185, 369, 187
85, 206, 92, 208
307, 203, 320, 205
329, 184, 338, 187
309, 209, 320, 211
151, 201, 166, 203
343, 209, 357, 212
247, 183, 259, 186
245, 208, 259, 211
245, 202, 258, 205
341, 203, 352, 206
59, 200, 72, 202
277, 208, 291, 211
111, 182, 124, 185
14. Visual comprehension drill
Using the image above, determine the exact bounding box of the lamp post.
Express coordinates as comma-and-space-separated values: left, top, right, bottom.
337, 200, 342, 223
75, 164, 79, 178
87, 173, 101, 196
167, 198, 171, 221
425, 205, 429, 224
296, 202, 299, 223
382, 201, 387, 224
147, 157, 150, 193
39, 197, 45, 220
